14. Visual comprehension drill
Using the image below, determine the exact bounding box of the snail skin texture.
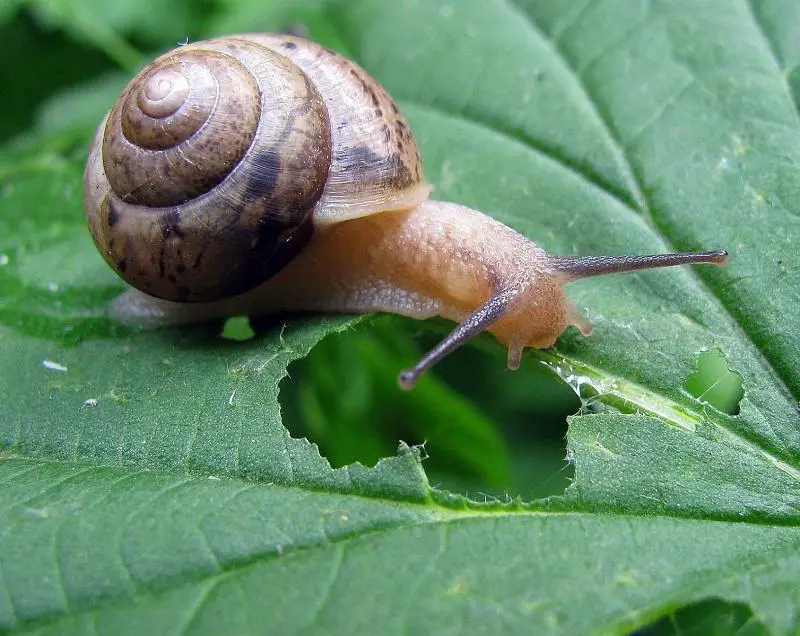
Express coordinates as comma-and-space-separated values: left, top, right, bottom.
84, 33, 729, 389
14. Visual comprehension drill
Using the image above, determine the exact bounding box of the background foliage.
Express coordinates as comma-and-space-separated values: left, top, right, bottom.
1, 0, 798, 634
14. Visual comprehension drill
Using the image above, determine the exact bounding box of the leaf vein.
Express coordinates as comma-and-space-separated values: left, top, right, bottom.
504, 0, 800, 420
118, 476, 197, 589
175, 578, 224, 636
0, 559, 18, 628
397, 524, 450, 636
302, 542, 345, 630
8, 503, 798, 634
503, 0, 648, 213
603, 530, 800, 633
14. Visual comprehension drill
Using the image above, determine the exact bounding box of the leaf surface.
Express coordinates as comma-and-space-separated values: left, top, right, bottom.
1, 0, 799, 633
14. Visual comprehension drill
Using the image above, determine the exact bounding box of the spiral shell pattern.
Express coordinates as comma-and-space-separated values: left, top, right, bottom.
104, 51, 262, 207
85, 37, 332, 302
84, 34, 429, 303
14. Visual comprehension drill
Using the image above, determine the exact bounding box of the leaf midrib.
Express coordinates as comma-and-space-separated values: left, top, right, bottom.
3, 457, 799, 634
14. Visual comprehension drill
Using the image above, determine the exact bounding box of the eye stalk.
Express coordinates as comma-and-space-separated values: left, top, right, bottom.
396, 249, 729, 390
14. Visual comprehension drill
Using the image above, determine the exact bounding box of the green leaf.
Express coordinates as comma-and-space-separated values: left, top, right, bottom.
1, 0, 799, 634
23, 0, 217, 69
0, 1, 25, 26
0, 10, 119, 145
24, 0, 143, 71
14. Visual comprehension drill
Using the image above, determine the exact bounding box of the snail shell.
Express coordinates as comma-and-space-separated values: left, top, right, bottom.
84, 34, 431, 302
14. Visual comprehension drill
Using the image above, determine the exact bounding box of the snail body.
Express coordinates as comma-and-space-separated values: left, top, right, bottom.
84, 34, 728, 389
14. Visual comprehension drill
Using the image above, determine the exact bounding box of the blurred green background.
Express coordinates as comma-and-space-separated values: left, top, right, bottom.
1, 0, 742, 503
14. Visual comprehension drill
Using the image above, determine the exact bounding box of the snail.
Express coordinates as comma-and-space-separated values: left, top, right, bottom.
83, 33, 728, 390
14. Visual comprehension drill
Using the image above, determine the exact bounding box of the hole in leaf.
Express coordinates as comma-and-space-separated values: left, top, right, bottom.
638, 598, 764, 635
220, 316, 255, 342
685, 348, 744, 415
279, 315, 579, 501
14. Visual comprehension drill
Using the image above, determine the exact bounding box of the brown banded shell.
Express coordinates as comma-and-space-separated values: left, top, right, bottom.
84, 34, 431, 302
236, 34, 431, 224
